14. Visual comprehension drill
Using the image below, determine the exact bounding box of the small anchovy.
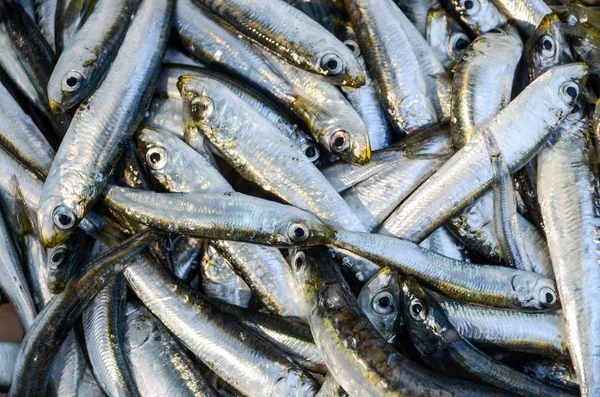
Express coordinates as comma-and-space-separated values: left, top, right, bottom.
194, 0, 365, 87
538, 100, 600, 396
333, 229, 559, 309
399, 277, 573, 396
380, 63, 588, 242
448, 0, 507, 35
48, 0, 142, 113
290, 247, 501, 396
179, 75, 368, 233
525, 13, 574, 80
37, 0, 172, 249
8, 229, 158, 397
492, 0, 551, 37
123, 301, 218, 397
124, 252, 320, 397
426, 8, 471, 70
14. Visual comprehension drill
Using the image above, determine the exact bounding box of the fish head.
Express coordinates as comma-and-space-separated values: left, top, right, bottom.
399, 277, 460, 359
136, 126, 185, 191
37, 193, 81, 248
315, 46, 366, 88
525, 14, 573, 80
276, 208, 336, 247
510, 272, 559, 309
426, 9, 471, 69
536, 62, 589, 120
47, 49, 94, 113
294, 95, 372, 164
357, 266, 401, 343
452, 0, 506, 34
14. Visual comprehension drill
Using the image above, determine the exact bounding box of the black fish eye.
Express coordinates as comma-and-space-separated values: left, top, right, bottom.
539, 287, 557, 307
288, 222, 310, 243
559, 82, 579, 105
454, 37, 469, 51
543, 39, 552, 50
52, 251, 65, 264
464, 0, 474, 9
293, 252, 306, 270
305, 146, 316, 159
330, 130, 349, 153
52, 206, 76, 230
408, 298, 427, 321
320, 53, 343, 75
372, 291, 394, 314
62, 71, 84, 92
145, 147, 168, 170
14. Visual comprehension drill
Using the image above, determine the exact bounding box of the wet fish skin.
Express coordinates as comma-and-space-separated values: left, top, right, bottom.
0, 80, 55, 179
346, 0, 448, 134
54, 0, 98, 53
47, 333, 105, 397
178, 75, 367, 233
83, 274, 140, 397
394, 0, 441, 36
357, 266, 401, 343
34, 0, 57, 49
174, 0, 371, 164
537, 102, 600, 397
0, 0, 71, 138
0, 198, 37, 331
8, 229, 157, 397
492, 0, 551, 37
195, 0, 365, 87
333, 229, 559, 309
342, 122, 453, 231
315, 374, 347, 397
523, 358, 579, 391
380, 63, 589, 242
338, 28, 394, 151
123, 301, 218, 397
419, 226, 467, 261
426, 8, 471, 70
103, 186, 334, 247
209, 298, 327, 373
290, 246, 501, 396
399, 277, 573, 396
451, 28, 523, 150
154, 65, 320, 162
48, 0, 142, 113
525, 13, 574, 80
37, 0, 173, 248
200, 244, 252, 308
0, 342, 19, 392
449, 0, 507, 34
124, 252, 320, 397
136, 127, 307, 315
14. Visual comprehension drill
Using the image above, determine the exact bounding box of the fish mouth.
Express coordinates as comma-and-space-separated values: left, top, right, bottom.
49, 100, 63, 115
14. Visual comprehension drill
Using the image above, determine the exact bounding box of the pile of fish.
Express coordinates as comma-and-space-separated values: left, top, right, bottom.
0, 0, 600, 395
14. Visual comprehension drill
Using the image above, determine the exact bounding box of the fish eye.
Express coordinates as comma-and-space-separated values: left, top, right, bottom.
488, 28, 505, 34
449, 33, 470, 59
287, 221, 310, 243
145, 146, 168, 170
62, 71, 84, 92
191, 96, 214, 119
52, 205, 76, 230
372, 291, 394, 315
539, 287, 557, 307
301, 142, 320, 162
559, 82, 579, 105
538, 35, 556, 58
320, 53, 344, 75
49, 245, 68, 269
408, 298, 427, 322
343, 40, 361, 57
293, 251, 306, 270
330, 130, 350, 153
460, 0, 480, 14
